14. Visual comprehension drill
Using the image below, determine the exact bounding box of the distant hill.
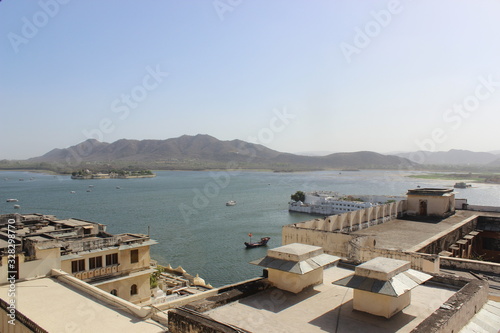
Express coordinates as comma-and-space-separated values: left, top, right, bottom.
25, 134, 417, 172
394, 149, 499, 165
488, 157, 500, 167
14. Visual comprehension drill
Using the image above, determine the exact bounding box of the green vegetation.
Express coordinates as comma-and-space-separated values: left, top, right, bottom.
150, 265, 165, 289
291, 191, 305, 202
341, 195, 363, 202
71, 168, 155, 179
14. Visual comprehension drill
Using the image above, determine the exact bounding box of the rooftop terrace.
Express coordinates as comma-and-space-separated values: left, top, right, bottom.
205, 266, 457, 333
351, 210, 491, 251
0, 277, 166, 332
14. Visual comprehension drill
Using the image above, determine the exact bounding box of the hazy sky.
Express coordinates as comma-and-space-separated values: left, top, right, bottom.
1, 0, 500, 159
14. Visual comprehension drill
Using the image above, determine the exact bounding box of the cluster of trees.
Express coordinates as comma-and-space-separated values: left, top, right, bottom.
290, 191, 305, 202
71, 169, 154, 177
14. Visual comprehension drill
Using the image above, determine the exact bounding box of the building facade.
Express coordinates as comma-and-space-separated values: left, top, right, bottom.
0, 213, 156, 304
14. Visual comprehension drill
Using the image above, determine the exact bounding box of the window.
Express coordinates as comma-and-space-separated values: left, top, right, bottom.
110, 289, 117, 296
106, 253, 118, 266
130, 249, 139, 264
71, 259, 85, 273
130, 284, 138, 295
89, 256, 103, 269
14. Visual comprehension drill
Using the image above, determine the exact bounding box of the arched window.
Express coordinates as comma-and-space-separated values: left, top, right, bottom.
110, 289, 117, 296
130, 284, 138, 295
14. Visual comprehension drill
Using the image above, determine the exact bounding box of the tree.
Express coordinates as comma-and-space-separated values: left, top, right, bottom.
291, 191, 305, 202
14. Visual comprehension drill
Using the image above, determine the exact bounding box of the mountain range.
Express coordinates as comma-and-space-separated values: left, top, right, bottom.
26, 134, 417, 172
394, 149, 500, 166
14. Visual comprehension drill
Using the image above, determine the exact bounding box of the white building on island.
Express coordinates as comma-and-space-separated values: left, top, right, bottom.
289, 191, 402, 216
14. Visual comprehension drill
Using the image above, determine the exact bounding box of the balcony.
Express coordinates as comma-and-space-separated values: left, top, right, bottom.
73, 264, 120, 280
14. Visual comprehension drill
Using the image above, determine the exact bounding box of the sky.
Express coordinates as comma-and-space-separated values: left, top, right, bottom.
1, 0, 500, 159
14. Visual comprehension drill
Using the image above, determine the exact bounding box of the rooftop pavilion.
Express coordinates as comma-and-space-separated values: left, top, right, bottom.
333, 257, 432, 318
251, 243, 340, 293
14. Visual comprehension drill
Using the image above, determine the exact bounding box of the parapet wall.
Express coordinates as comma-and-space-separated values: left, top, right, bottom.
168, 307, 248, 333
440, 256, 500, 275
467, 204, 500, 213
286, 201, 404, 234
355, 247, 440, 273
411, 278, 489, 333
282, 226, 375, 258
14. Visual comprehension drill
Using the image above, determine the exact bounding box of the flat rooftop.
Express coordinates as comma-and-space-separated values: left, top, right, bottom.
206, 267, 457, 333
0, 278, 166, 332
352, 210, 500, 251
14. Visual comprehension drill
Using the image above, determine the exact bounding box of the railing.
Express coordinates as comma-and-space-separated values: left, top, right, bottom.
73, 264, 120, 280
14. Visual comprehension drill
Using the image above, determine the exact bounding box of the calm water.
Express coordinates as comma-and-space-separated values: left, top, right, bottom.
1, 170, 499, 287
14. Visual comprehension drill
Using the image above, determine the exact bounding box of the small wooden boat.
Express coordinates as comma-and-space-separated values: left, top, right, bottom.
245, 237, 270, 248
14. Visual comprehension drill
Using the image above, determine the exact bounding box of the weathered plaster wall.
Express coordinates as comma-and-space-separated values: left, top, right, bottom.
440, 256, 500, 274
355, 248, 440, 273
267, 267, 323, 294
282, 226, 375, 258
411, 279, 489, 333
406, 194, 455, 217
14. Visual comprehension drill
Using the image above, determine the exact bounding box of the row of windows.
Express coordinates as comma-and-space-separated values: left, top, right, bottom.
110, 284, 137, 297
70, 250, 138, 273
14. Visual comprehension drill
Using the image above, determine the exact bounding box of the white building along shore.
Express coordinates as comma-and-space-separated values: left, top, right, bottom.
289, 191, 404, 215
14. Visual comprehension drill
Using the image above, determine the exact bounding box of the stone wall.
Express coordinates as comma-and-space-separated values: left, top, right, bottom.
440, 256, 500, 274
467, 204, 500, 213
168, 307, 248, 333
282, 226, 375, 258
411, 279, 489, 333
355, 247, 440, 273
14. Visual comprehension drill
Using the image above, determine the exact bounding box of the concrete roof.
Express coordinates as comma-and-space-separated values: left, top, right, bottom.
251, 253, 340, 274
407, 188, 454, 196
267, 243, 324, 261
206, 267, 457, 333
333, 268, 432, 297
352, 210, 494, 251
0, 277, 166, 332
355, 257, 411, 280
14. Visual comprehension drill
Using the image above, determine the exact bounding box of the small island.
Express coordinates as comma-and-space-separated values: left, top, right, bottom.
71, 169, 156, 179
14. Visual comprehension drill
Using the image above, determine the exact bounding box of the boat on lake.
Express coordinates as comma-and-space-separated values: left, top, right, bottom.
244, 237, 270, 248
454, 182, 471, 189
13, 205, 20, 209
226, 200, 236, 206
6, 199, 18, 202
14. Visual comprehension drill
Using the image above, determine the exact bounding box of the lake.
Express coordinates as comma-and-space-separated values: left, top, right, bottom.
1, 169, 499, 287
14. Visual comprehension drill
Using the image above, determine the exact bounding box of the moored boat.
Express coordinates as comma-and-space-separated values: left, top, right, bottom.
6, 199, 18, 202
245, 237, 270, 248
226, 200, 236, 206
454, 182, 471, 188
